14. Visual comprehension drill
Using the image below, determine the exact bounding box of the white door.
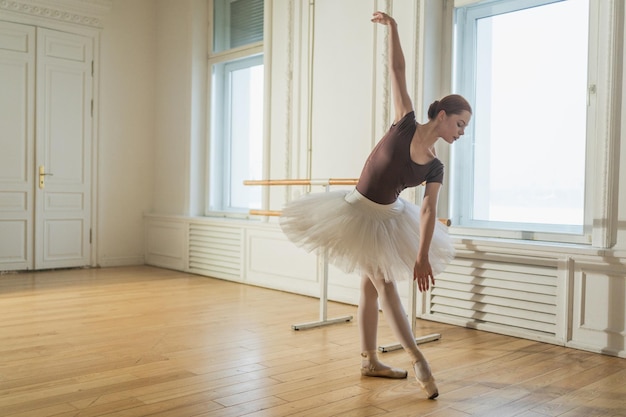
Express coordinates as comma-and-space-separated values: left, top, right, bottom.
0, 21, 35, 270
0, 21, 93, 271
34, 28, 93, 270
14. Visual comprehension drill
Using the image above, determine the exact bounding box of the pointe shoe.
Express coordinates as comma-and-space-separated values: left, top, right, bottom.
416, 375, 439, 399
360, 351, 408, 379
413, 361, 439, 399
361, 363, 408, 379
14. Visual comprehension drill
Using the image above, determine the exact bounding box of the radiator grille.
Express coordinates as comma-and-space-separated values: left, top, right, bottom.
428, 256, 559, 337
188, 223, 242, 280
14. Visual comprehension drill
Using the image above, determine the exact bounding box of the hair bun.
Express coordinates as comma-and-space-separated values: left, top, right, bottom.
427, 100, 440, 120
427, 95, 472, 120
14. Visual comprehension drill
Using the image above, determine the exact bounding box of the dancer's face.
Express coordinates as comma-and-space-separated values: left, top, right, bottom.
439, 110, 471, 144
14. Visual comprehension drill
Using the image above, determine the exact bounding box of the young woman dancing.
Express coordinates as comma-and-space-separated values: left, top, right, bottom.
280, 11, 472, 399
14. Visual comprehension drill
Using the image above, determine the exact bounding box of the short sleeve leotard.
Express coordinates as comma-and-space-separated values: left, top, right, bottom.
356, 111, 444, 204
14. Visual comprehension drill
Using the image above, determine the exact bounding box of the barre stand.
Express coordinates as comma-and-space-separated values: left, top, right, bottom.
244, 178, 444, 349
245, 178, 357, 330
378, 217, 449, 351
378, 279, 441, 352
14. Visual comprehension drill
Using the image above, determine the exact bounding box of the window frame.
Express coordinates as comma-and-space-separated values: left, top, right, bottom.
206, 0, 266, 216
449, 0, 622, 248
212, 55, 264, 213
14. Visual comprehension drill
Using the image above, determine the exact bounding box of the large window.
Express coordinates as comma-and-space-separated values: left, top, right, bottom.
209, 0, 264, 214
452, 0, 592, 243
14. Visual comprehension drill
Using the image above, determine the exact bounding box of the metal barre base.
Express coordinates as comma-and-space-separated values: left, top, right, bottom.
292, 315, 353, 330
378, 333, 441, 353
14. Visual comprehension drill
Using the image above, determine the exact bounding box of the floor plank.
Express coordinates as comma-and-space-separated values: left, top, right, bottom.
1, 266, 624, 417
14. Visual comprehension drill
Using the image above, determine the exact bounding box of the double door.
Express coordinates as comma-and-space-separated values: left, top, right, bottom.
0, 20, 93, 271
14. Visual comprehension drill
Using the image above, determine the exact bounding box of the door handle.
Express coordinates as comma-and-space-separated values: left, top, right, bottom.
38, 165, 54, 189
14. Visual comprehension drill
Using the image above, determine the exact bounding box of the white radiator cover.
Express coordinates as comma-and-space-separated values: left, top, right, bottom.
425, 254, 562, 344
188, 222, 243, 281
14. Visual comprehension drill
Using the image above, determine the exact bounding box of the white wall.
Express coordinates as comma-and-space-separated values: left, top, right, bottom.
96, 2, 626, 256
97, 0, 156, 266
97, 0, 207, 266
153, 0, 192, 215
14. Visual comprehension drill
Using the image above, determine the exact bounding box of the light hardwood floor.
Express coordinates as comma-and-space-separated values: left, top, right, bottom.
1, 266, 624, 417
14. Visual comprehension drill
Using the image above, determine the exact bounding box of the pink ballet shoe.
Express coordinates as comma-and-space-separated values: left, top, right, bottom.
360, 351, 408, 379
413, 361, 439, 399
417, 375, 439, 399
361, 363, 408, 379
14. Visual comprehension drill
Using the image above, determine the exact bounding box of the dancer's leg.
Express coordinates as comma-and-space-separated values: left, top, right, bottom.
368, 275, 439, 398
358, 275, 379, 352
358, 275, 407, 379
367, 276, 426, 363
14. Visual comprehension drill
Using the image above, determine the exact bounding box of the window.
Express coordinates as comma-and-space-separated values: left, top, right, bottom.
209, 0, 264, 214
452, 0, 593, 244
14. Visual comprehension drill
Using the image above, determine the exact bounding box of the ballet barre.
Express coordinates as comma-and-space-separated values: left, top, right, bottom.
243, 178, 359, 186
245, 179, 450, 225
245, 178, 357, 331
380, 215, 450, 352
250, 209, 450, 226
245, 178, 445, 352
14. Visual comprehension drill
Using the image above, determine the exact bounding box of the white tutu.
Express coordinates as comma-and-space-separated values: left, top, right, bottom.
279, 189, 455, 282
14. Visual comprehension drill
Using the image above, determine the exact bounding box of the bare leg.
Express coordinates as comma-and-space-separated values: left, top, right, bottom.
358, 275, 407, 379
367, 275, 439, 399
358, 275, 379, 352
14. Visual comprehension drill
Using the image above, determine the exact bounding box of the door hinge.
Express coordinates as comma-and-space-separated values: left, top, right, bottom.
89, 229, 92, 244
91, 60, 94, 76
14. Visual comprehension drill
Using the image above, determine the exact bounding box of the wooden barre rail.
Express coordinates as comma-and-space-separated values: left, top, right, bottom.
250, 209, 283, 217
249, 209, 451, 226
244, 178, 427, 187
245, 178, 448, 337
244, 178, 359, 186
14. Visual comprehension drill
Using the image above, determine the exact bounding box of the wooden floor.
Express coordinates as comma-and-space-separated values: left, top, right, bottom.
1, 266, 625, 417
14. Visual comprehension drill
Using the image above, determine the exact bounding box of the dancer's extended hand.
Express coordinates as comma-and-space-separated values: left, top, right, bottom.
371, 11, 395, 26
414, 259, 435, 292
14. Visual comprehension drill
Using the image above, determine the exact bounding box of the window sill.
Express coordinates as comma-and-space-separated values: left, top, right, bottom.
452, 234, 609, 260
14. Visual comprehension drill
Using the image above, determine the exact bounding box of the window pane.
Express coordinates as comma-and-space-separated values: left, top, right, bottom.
209, 0, 264, 214
230, 0, 264, 48
228, 62, 264, 210
213, 0, 264, 53
470, 0, 588, 227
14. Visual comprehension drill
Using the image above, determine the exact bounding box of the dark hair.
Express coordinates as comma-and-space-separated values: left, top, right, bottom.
427, 94, 472, 120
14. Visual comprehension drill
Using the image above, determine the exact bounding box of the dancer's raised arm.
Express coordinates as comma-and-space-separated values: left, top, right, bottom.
371, 11, 413, 123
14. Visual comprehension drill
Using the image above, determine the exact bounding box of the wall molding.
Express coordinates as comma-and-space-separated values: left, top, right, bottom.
591, 0, 623, 248
0, 0, 112, 28
283, 0, 294, 200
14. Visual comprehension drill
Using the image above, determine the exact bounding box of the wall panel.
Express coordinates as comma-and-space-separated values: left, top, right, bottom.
570, 264, 626, 357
